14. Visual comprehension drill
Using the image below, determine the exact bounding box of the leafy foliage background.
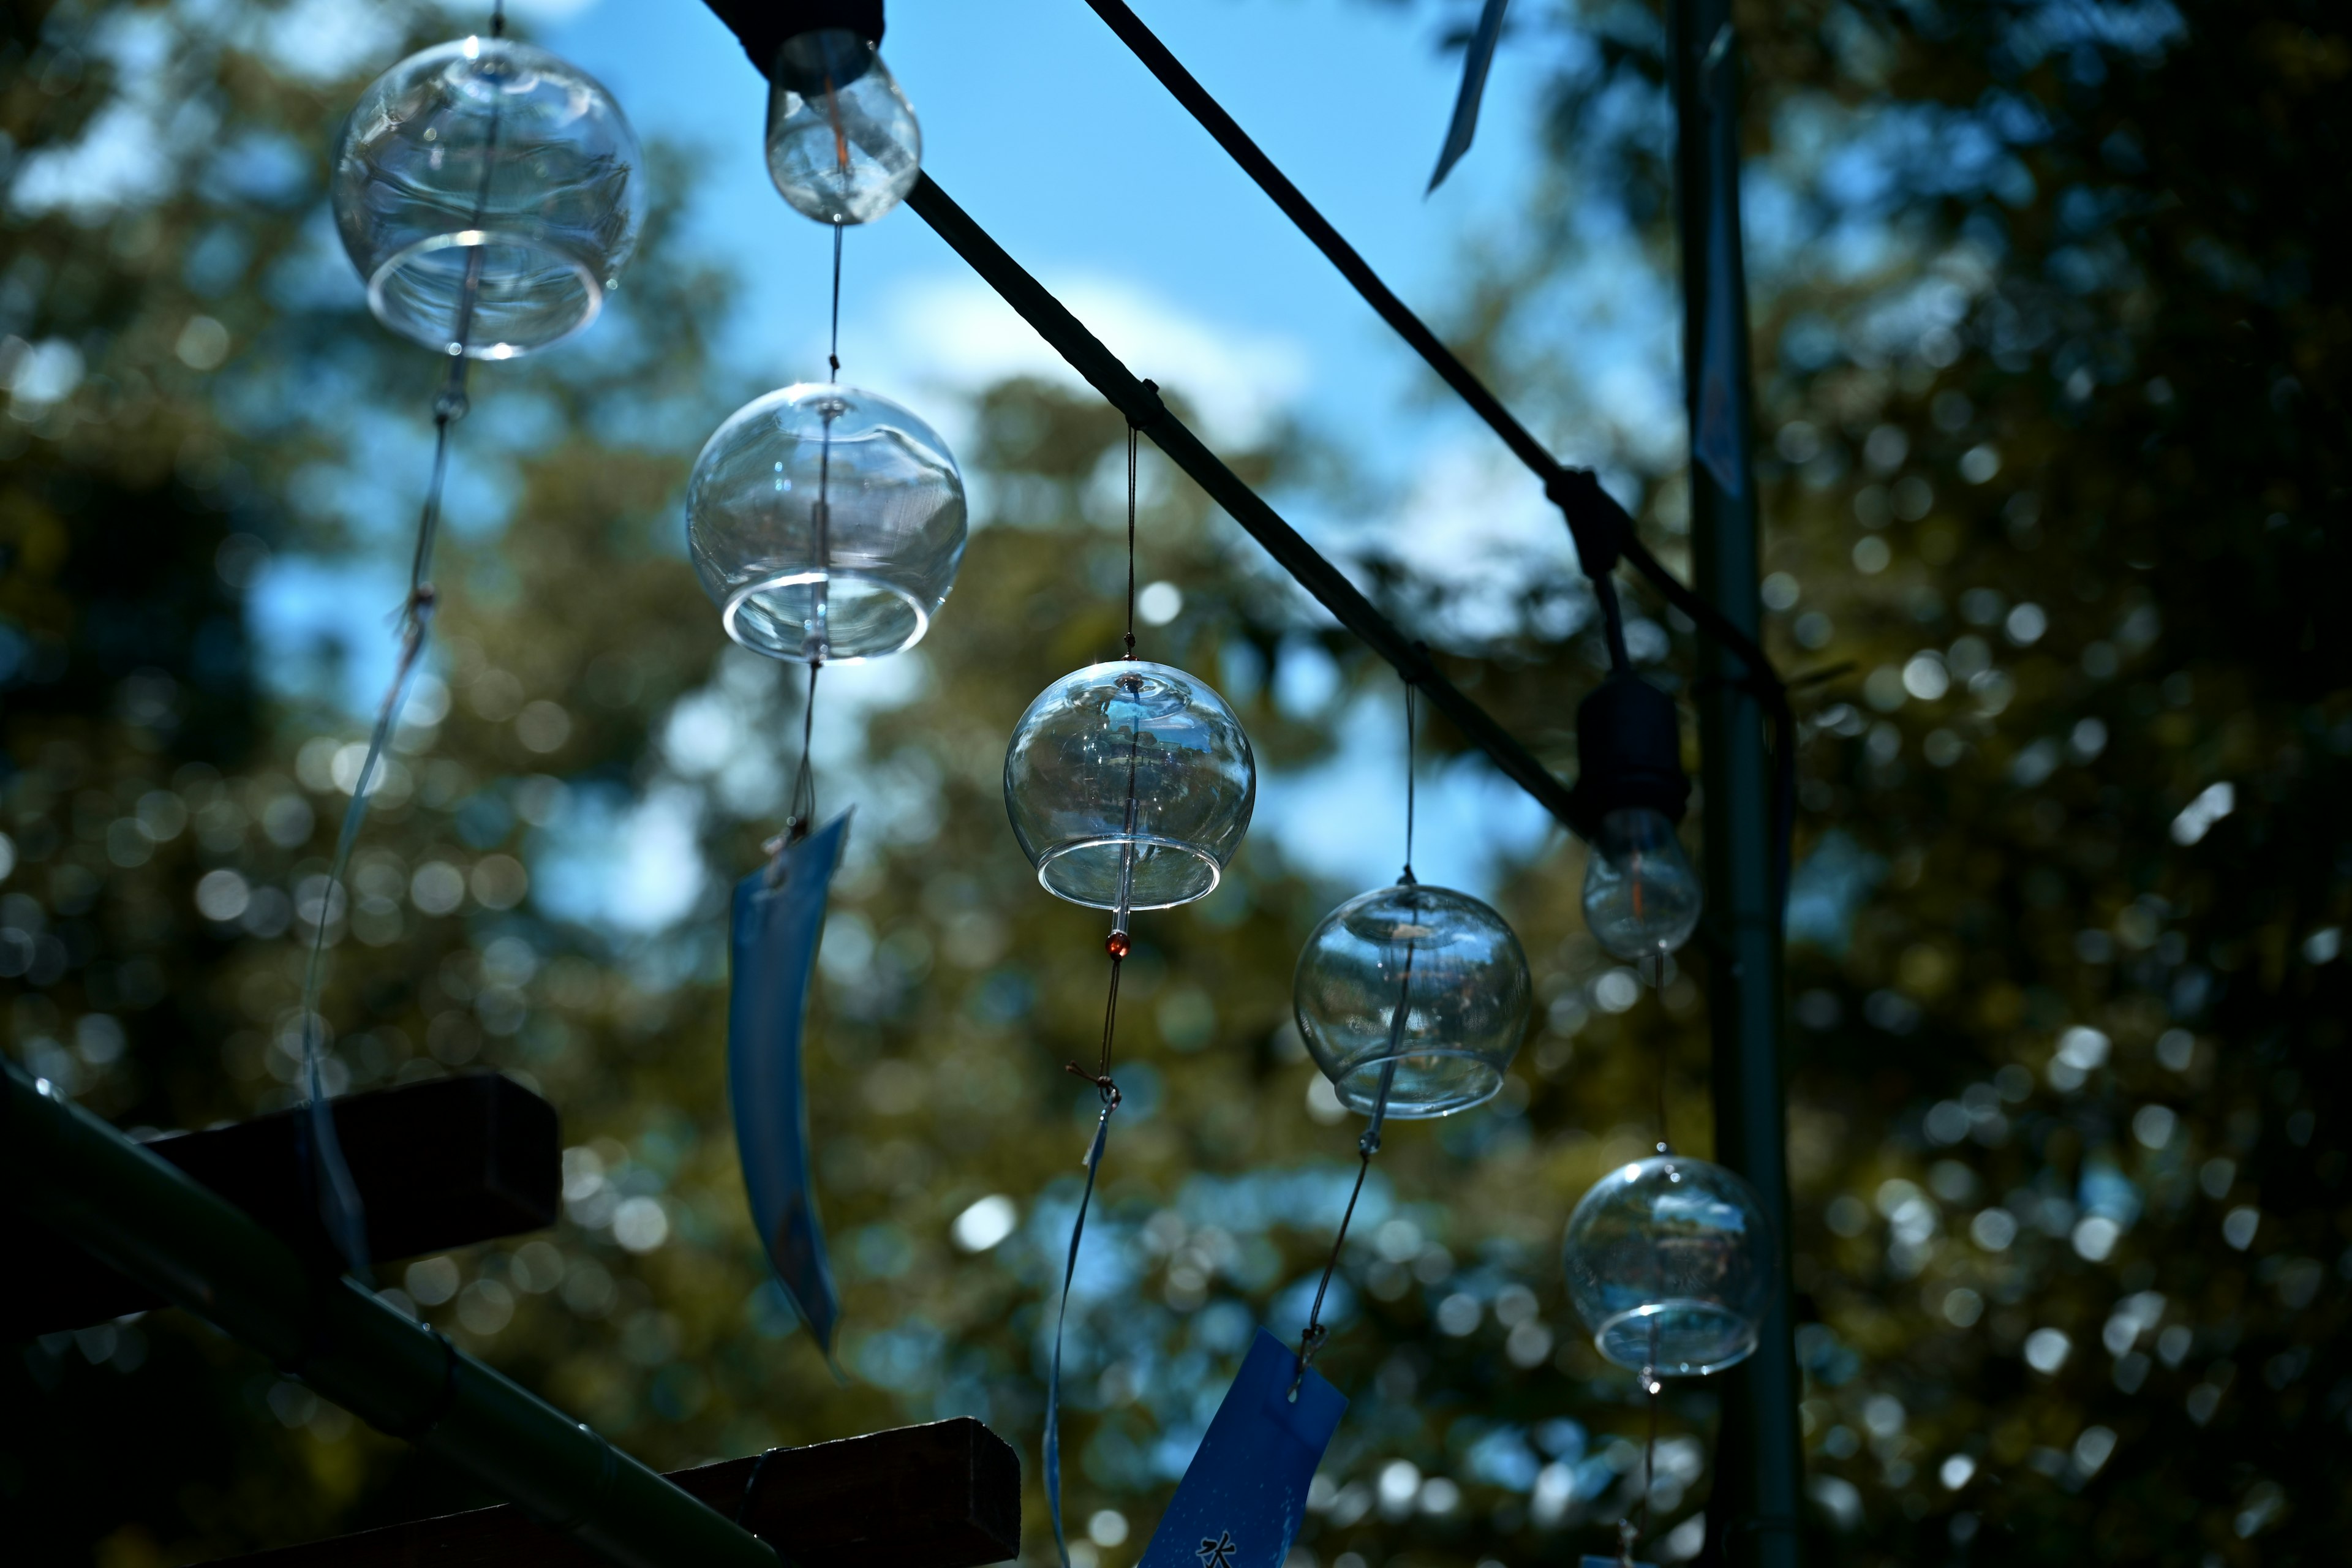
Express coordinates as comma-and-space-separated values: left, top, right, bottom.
2, 1, 2346, 1566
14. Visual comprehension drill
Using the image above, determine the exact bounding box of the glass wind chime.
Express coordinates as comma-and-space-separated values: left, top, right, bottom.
1558, 589, 1774, 1567
303, 2, 644, 1271
684, 4, 956, 1365
1001, 421, 1256, 1568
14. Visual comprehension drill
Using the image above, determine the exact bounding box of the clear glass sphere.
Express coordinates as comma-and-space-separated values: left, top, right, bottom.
687, 383, 966, 663
332, 37, 646, 358
766, 31, 921, 225
1294, 882, 1531, 1119
1581, 807, 1704, 960
1004, 662, 1254, 913
1563, 1153, 1775, 1376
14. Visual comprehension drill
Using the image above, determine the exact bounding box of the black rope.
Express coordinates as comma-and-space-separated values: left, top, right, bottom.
1401, 676, 1417, 884
785, 661, 820, 844
1065, 934, 1127, 1109
1122, 421, 1139, 657
1289, 1124, 1373, 1401
827, 220, 843, 380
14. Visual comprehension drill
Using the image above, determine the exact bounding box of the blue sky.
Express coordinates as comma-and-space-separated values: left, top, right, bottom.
540, 0, 1555, 477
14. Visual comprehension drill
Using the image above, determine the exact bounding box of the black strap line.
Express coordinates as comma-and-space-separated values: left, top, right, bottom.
780, 660, 820, 853
1071, 0, 1791, 900
828, 219, 843, 380
1123, 417, 1140, 658
1401, 674, 1418, 884
1065, 940, 1126, 1109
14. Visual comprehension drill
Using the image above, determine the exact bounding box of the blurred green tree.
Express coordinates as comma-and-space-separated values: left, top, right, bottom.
5, 1, 2347, 1567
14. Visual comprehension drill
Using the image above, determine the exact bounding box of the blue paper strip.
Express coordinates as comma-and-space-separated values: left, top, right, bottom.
1427, 0, 1512, 193
728, 811, 850, 1357
1137, 1329, 1348, 1568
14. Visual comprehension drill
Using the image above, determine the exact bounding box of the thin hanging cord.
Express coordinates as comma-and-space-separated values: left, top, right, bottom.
1621, 1349, 1663, 1567
828, 221, 843, 380
1046, 930, 1126, 1568
1401, 677, 1417, 883
782, 662, 821, 847
1123, 423, 1139, 657
293, 23, 507, 1277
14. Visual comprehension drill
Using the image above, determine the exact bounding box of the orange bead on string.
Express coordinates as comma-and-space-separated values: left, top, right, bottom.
1105, 930, 1131, 961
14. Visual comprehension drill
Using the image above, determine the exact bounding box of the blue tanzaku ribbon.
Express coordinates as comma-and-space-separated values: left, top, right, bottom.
1134, 1329, 1348, 1568
728, 809, 851, 1361
1427, 0, 1512, 193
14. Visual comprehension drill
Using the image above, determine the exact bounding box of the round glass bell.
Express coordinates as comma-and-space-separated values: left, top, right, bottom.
332, 37, 646, 358
1562, 1153, 1775, 1376
766, 29, 921, 225
687, 383, 967, 663
1294, 882, 1531, 1118
1004, 662, 1254, 912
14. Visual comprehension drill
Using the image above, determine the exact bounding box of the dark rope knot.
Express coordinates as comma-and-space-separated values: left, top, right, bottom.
1287, 1321, 1330, 1402
1064, 1061, 1121, 1109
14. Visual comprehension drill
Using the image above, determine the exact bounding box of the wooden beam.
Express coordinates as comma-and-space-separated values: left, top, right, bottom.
197, 1418, 1023, 1568
9, 1072, 557, 1336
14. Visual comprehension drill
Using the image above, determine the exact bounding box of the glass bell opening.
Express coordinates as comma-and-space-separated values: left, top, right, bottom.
766, 29, 922, 225
687, 384, 967, 664
1004, 662, 1254, 913
1562, 1153, 1776, 1377
332, 38, 646, 358
1294, 882, 1531, 1119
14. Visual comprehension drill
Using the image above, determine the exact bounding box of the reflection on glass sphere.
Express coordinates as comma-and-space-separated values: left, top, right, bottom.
766, 31, 921, 225
1581, 806, 1703, 960
687, 384, 966, 663
1005, 662, 1254, 913
1563, 1153, 1774, 1376
332, 37, 645, 358
1294, 882, 1530, 1119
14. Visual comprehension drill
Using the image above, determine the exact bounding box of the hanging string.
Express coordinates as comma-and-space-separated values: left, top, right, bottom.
1122, 421, 1139, 657
1044, 924, 1126, 1568
775, 661, 821, 854
1619, 1326, 1664, 1568
827, 221, 843, 381
293, 10, 510, 1278
1401, 674, 1417, 884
